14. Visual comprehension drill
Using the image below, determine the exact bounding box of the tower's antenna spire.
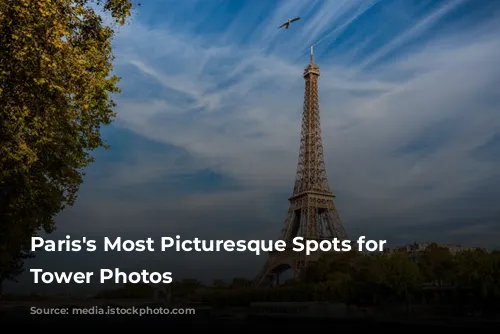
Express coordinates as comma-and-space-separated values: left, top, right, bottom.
310, 44, 314, 64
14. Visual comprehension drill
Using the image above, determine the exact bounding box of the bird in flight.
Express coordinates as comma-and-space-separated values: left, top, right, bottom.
279, 17, 300, 29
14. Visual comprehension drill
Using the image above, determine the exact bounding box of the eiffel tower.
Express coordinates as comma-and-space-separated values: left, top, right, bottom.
253, 45, 348, 287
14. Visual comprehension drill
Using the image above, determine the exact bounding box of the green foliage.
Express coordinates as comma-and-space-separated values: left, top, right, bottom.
0, 0, 134, 285
95, 283, 154, 299
211, 279, 227, 289
90, 249, 498, 311
192, 249, 500, 310
418, 243, 454, 285
454, 249, 500, 302
170, 278, 203, 299
230, 277, 252, 288
301, 250, 358, 285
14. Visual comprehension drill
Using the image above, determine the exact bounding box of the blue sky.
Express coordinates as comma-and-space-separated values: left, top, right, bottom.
7, 0, 500, 294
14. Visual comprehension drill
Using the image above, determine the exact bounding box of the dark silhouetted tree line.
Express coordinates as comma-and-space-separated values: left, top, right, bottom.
89, 244, 499, 316
188, 245, 500, 314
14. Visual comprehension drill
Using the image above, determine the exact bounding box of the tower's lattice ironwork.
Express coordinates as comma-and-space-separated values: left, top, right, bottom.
253, 46, 348, 287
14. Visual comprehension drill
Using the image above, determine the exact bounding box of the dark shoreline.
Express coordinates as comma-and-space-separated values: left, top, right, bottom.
2, 299, 499, 329
3, 310, 499, 329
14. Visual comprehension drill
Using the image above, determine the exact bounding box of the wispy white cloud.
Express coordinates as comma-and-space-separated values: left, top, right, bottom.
298, 1, 357, 45
314, 0, 383, 52
358, 0, 469, 69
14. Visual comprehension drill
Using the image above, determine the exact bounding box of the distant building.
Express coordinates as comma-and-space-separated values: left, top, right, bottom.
383, 242, 484, 262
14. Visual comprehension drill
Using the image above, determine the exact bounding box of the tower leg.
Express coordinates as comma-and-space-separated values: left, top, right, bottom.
253, 249, 308, 288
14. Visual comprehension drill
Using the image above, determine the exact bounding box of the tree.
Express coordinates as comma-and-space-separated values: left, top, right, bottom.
349, 254, 386, 305
381, 252, 421, 311
171, 278, 203, 298
0, 0, 135, 288
230, 277, 251, 288
212, 279, 227, 289
454, 249, 500, 311
301, 250, 359, 283
418, 243, 454, 285
300, 251, 360, 303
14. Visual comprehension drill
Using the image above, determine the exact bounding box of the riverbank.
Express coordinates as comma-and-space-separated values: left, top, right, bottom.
2, 299, 499, 329
2, 308, 499, 330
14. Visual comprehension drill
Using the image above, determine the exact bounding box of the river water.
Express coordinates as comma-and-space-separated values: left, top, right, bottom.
3, 310, 498, 330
